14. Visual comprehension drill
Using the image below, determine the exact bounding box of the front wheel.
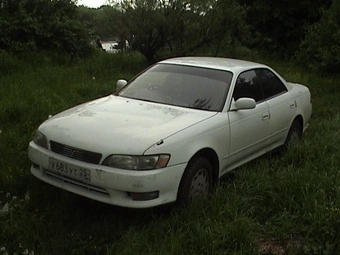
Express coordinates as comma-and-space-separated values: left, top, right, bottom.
177, 157, 213, 205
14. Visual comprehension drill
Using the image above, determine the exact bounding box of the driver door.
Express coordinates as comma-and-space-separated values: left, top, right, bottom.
227, 70, 270, 170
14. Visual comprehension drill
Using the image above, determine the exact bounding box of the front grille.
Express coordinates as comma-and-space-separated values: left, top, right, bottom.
50, 141, 102, 164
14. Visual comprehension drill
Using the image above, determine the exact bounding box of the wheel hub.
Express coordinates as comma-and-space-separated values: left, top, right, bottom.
189, 168, 209, 201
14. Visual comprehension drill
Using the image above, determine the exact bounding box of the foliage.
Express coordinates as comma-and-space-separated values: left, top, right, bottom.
117, 0, 187, 63
176, 0, 248, 57
237, 0, 332, 56
78, 5, 121, 41
0, 0, 92, 58
117, 0, 247, 63
73, 0, 340, 71
0, 50, 25, 75
298, 0, 340, 72
1, 0, 340, 71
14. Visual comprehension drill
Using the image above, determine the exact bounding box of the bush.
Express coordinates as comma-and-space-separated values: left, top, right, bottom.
0, 0, 92, 58
298, 0, 340, 72
0, 50, 25, 75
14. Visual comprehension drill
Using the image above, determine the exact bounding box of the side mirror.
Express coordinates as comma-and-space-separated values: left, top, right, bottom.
116, 79, 128, 92
233, 98, 256, 110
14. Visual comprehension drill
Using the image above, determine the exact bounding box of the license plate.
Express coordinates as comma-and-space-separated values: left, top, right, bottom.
48, 158, 91, 183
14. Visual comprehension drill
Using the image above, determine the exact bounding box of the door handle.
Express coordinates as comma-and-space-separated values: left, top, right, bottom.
262, 114, 269, 120
290, 100, 297, 108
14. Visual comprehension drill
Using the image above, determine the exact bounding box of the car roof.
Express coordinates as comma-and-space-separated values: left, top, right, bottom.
159, 57, 268, 73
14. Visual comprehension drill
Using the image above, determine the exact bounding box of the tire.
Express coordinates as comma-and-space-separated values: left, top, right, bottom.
285, 120, 302, 146
177, 157, 213, 205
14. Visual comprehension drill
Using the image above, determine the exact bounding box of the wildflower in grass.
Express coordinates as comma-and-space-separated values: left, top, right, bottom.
0, 247, 8, 255
0, 203, 9, 215
330, 206, 340, 214
24, 192, 30, 202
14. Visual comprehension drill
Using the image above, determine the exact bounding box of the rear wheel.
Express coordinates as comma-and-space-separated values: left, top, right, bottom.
285, 120, 302, 146
177, 157, 213, 205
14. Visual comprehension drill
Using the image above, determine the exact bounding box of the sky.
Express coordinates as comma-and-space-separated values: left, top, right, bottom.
77, 0, 108, 8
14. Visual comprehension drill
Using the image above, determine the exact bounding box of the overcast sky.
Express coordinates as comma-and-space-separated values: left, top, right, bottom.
77, 0, 108, 8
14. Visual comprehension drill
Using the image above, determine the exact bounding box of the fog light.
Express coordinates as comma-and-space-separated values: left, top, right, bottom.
129, 191, 159, 201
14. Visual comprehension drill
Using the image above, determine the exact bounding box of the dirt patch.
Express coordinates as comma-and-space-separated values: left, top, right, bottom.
255, 235, 304, 255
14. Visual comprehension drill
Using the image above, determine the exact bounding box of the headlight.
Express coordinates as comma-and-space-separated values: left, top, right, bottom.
33, 130, 48, 149
102, 154, 170, 170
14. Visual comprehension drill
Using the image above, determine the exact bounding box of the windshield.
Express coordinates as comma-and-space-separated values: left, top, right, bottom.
118, 63, 233, 111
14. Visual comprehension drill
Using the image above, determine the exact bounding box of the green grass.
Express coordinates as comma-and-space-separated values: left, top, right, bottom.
0, 52, 339, 255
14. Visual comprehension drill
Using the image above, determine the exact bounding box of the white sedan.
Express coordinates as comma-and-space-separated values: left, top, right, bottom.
28, 57, 312, 208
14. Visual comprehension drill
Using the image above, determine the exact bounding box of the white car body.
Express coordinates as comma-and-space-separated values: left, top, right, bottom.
28, 57, 312, 208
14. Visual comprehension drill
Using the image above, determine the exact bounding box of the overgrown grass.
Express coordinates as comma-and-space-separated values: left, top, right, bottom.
0, 51, 339, 255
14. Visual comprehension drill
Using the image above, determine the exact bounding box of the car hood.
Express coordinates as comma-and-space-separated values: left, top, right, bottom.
39, 95, 217, 155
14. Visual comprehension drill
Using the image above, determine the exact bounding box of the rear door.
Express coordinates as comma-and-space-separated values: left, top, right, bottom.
255, 69, 294, 149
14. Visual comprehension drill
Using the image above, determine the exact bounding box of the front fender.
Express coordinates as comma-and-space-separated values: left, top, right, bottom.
145, 113, 230, 176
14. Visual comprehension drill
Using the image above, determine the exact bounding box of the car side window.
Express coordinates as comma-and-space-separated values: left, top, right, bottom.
234, 70, 264, 102
256, 69, 288, 99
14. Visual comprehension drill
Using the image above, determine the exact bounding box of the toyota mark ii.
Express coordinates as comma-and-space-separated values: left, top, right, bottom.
28, 57, 312, 208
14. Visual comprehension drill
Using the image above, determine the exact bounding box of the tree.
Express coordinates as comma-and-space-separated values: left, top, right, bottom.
179, 0, 248, 56
78, 5, 121, 40
299, 0, 340, 71
116, 0, 247, 64
0, 0, 92, 58
237, 0, 332, 56
116, 0, 184, 63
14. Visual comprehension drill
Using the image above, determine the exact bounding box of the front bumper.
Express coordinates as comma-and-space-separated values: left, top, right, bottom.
28, 141, 186, 208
